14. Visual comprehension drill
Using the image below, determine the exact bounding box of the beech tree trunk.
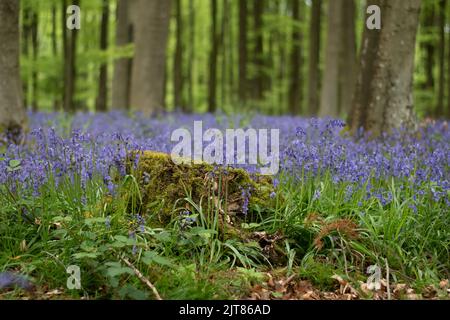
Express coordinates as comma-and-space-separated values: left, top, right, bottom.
288, 0, 303, 115
130, 0, 172, 115
436, 0, 446, 117
307, 0, 321, 115
96, 0, 109, 112
319, 0, 342, 117
174, 0, 185, 110
0, 0, 26, 141
339, 0, 356, 115
350, 0, 422, 136
208, 0, 219, 113
238, 0, 248, 105
112, 0, 133, 110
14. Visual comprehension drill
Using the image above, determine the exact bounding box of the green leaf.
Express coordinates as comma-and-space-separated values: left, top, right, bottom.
73, 252, 100, 260
142, 251, 174, 267
106, 266, 134, 278
9, 159, 21, 168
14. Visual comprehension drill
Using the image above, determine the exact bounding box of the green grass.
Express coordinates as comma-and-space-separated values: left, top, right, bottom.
0, 167, 449, 300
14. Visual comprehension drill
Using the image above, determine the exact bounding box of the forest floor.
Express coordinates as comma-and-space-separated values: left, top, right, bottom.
0, 112, 449, 300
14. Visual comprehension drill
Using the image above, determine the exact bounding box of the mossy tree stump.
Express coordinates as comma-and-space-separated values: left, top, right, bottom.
128, 151, 275, 229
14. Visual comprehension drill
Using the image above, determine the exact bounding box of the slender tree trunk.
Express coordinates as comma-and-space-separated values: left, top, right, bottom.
96, 0, 109, 112
112, 0, 133, 110
252, 0, 264, 101
288, 0, 302, 115
31, 10, 38, 112
0, 0, 26, 142
187, 0, 195, 111
350, 0, 421, 136
307, 0, 321, 116
436, 0, 446, 117
339, 0, 356, 115
448, 12, 450, 118
130, 0, 172, 115
238, 0, 248, 105
51, 4, 60, 111
208, 0, 218, 113
174, 0, 185, 110
422, 5, 435, 91
319, 0, 342, 117
63, 0, 79, 113
22, 5, 31, 109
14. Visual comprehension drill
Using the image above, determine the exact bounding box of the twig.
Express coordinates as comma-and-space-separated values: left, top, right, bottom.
385, 258, 391, 300
121, 257, 162, 300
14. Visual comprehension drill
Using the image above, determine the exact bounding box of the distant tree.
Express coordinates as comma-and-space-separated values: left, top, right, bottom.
208, 0, 219, 113
96, 0, 109, 112
130, 0, 172, 115
319, 0, 342, 117
288, 0, 303, 115
436, 0, 446, 117
307, 0, 322, 116
30, 6, 38, 112
174, 0, 185, 111
350, 0, 422, 136
339, 0, 357, 115
112, 0, 133, 110
252, 0, 265, 102
0, 0, 27, 142
62, 0, 79, 113
238, 0, 248, 105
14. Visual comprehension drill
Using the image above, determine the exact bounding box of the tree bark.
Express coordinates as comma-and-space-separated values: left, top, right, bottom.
187, 0, 195, 110
252, 0, 265, 101
174, 0, 185, 110
436, 0, 446, 117
208, 0, 219, 113
62, 0, 79, 113
31, 9, 38, 112
130, 0, 172, 115
307, 0, 321, 116
238, 0, 248, 105
319, 0, 342, 117
51, 4, 60, 111
112, 0, 133, 110
288, 0, 302, 115
350, 0, 421, 136
96, 0, 109, 112
339, 0, 357, 115
0, 0, 26, 141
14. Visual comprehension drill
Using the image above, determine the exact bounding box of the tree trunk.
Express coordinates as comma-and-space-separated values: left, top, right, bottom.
339, 0, 356, 115
112, 0, 133, 110
208, 0, 218, 113
0, 0, 26, 141
238, 0, 248, 105
174, 0, 185, 110
307, 0, 321, 116
436, 0, 446, 117
62, 0, 79, 113
22, 5, 31, 109
422, 4, 435, 91
288, 0, 302, 115
319, 0, 342, 118
96, 0, 109, 112
187, 0, 195, 111
51, 4, 60, 111
130, 0, 172, 115
252, 0, 265, 101
350, 0, 421, 136
31, 9, 38, 112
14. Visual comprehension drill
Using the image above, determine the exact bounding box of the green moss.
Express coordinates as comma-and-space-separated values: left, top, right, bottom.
128, 151, 275, 228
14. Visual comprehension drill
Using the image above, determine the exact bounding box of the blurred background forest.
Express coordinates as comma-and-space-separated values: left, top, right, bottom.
17, 0, 450, 119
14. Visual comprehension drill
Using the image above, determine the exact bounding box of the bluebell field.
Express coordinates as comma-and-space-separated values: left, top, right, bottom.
1, 111, 448, 205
